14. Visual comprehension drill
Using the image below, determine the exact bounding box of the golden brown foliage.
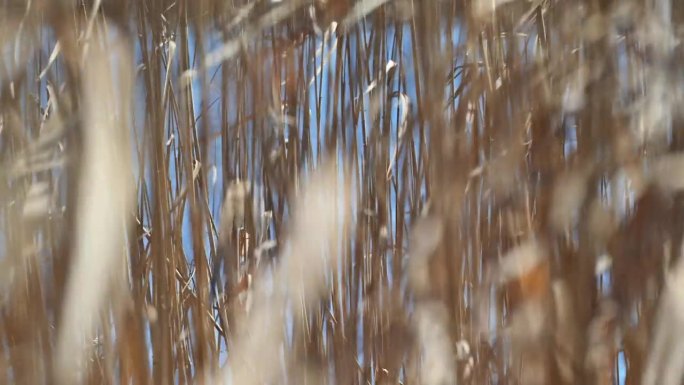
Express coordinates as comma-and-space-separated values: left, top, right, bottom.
1, 0, 684, 384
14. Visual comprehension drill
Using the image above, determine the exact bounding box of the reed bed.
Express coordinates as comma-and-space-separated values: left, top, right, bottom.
0, 0, 683, 384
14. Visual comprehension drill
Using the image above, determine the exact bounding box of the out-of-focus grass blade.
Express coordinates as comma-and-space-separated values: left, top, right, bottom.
54, 29, 135, 384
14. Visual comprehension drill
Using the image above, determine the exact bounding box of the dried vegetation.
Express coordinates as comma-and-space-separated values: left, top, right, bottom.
0, 0, 684, 384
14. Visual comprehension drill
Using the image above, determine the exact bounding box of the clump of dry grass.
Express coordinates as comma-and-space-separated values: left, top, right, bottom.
1, 0, 684, 384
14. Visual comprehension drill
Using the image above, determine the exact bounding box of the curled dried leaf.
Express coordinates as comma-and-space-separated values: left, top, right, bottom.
407, 217, 443, 295
643, 258, 684, 385
218, 180, 251, 251
22, 181, 51, 222
650, 154, 684, 194
414, 302, 455, 385
498, 239, 545, 285
549, 167, 590, 232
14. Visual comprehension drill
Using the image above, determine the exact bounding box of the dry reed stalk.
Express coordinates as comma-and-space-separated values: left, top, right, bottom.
54, 25, 135, 384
